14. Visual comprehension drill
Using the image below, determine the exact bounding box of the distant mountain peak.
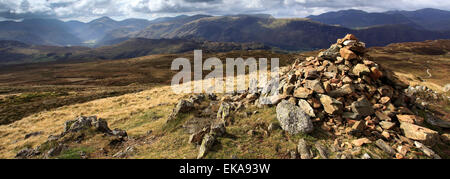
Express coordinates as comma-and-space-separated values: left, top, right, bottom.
90, 16, 116, 24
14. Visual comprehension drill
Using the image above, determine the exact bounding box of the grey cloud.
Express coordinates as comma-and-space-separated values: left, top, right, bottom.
0, 0, 448, 21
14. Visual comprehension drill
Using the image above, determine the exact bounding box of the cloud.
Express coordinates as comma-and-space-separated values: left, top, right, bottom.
0, 0, 448, 21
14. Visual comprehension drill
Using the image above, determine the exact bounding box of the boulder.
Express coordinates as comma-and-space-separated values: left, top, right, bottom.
197, 134, 216, 159
217, 102, 232, 120
92, 118, 112, 133
276, 100, 314, 134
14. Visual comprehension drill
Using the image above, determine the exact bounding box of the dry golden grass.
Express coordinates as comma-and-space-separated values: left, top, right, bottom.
0, 85, 186, 158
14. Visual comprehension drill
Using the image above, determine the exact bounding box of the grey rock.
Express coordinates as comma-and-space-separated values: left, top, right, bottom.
24, 131, 43, 139
197, 134, 216, 159
318, 44, 340, 60
92, 118, 112, 133
414, 141, 441, 159
111, 128, 128, 137
276, 100, 313, 134
210, 121, 226, 137
375, 139, 395, 156
15, 148, 40, 159
217, 102, 232, 121
297, 139, 312, 159
315, 143, 328, 159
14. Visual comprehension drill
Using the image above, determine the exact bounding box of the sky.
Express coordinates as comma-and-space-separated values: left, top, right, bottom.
0, 0, 450, 22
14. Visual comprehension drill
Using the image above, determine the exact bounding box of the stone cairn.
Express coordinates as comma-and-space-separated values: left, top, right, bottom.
173, 34, 446, 159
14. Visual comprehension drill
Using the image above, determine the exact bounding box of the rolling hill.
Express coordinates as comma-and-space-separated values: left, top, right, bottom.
134, 14, 450, 50
0, 38, 269, 65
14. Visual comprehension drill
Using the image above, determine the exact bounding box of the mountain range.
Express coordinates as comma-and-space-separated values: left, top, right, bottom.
0, 8, 449, 52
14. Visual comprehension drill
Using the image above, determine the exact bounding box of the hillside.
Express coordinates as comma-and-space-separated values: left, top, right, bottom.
134, 15, 450, 51
0, 39, 269, 65
307, 9, 419, 29
308, 8, 450, 31
0, 37, 448, 159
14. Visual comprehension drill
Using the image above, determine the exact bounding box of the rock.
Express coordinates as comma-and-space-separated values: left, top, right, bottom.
328, 84, 354, 97
375, 139, 396, 156
189, 129, 209, 145
293, 87, 313, 99
351, 97, 374, 117
92, 118, 112, 133
197, 134, 216, 159
297, 139, 312, 159
379, 97, 390, 104
400, 122, 439, 145
47, 144, 66, 157
170, 99, 194, 120
15, 148, 40, 159
340, 47, 357, 60
375, 111, 391, 121
396, 145, 409, 156
269, 94, 287, 105
304, 80, 325, 94
370, 67, 383, 80
305, 69, 320, 80
315, 143, 328, 159
276, 100, 314, 134
414, 141, 441, 159
352, 64, 370, 76
397, 115, 424, 125
425, 116, 450, 128
65, 116, 93, 132
111, 128, 128, 137
319, 95, 343, 115
113, 146, 136, 158
318, 44, 340, 60
361, 153, 371, 159
284, 85, 295, 95
210, 121, 226, 137
342, 34, 359, 42
24, 131, 43, 139
207, 93, 217, 100
352, 138, 372, 147
298, 99, 316, 117
343, 112, 359, 120
379, 121, 395, 130
217, 102, 232, 120
441, 133, 450, 144
351, 121, 365, 132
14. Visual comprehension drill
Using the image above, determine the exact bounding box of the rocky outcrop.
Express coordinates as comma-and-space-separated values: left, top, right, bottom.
276, 100, 314, 134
